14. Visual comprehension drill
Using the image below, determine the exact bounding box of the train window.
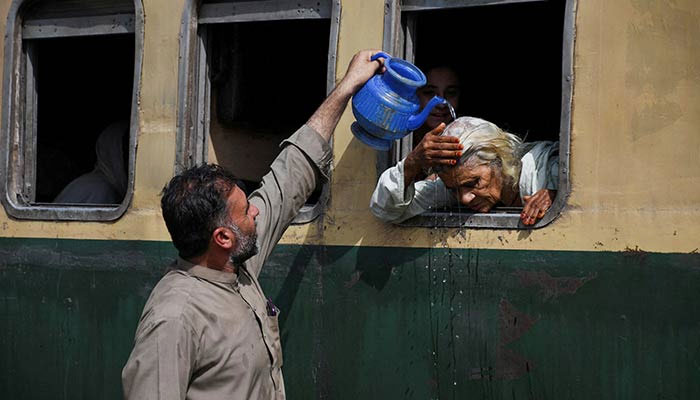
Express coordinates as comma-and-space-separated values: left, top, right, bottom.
378, 0, 574, 228
178, 0, 340, 224
0, 0, 143, 221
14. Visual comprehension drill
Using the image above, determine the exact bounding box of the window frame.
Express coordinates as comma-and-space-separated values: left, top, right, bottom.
0, 0, 144, 221
177, 0, 340, 224
379, 0, 574, 229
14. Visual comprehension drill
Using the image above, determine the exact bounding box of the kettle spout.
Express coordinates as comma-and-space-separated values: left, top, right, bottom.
407, 96, 446, 131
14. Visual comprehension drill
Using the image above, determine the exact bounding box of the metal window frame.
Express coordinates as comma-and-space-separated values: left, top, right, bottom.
22, 14, 135, 39
0, 0, 144, 221
380, 0, 575, 229
176, 0, 340, 224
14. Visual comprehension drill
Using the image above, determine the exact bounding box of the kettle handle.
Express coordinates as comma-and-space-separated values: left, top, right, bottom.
370, 51, 391, 62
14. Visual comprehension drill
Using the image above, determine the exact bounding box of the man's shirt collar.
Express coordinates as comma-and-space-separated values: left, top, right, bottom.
175, 257, 239, 284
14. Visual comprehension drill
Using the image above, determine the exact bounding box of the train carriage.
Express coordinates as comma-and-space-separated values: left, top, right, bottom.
1, 0, 699, 398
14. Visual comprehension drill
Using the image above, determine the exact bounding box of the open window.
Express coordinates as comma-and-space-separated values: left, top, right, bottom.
0, 0, 143, 221
380, 0, 574, 228
178, 0, 340, 224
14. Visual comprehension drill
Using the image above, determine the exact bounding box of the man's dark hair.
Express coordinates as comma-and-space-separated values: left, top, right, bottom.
161, 164, 239, 258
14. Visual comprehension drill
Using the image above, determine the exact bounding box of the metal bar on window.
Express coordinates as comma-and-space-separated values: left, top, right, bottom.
376, 0, 401, 176
401, 0, 548, 12
25, 0, 134, 20
396, 13, 417, 163
195, 29, 210, 165
199, 0, 331, 24
293, 0, 340, 224
22, 14, 135, 39
325, 0, 340, 95
382, 0, 401, 54
535, 0, 575, 228
22, 43, 37, 203
403, 211, 523, 228
176, 1, 198, 172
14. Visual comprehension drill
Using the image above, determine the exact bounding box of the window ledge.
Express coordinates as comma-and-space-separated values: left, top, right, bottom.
398, 198, 566, 229
0, 194, 130, 221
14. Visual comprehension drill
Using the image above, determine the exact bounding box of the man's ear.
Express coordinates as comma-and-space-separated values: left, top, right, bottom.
212, 227, 236, 250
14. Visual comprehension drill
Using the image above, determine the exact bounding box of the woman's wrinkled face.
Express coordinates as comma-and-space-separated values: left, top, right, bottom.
438, 162, 504, 213
417, 67, 461, 130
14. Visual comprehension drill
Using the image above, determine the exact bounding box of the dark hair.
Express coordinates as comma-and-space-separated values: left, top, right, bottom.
160, 164, 239, 258
419, 64, 461, 84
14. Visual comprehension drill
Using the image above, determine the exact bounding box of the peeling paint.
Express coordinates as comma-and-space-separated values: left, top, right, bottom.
514, 270, 597, 301
497, 299, 538, 380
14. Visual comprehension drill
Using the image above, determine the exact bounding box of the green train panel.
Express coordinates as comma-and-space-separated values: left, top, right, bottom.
1, 238, 699, 399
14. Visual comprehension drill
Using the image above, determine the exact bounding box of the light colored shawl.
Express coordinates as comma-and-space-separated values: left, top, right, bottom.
53, 122, 129, 204
518, 141, 559, 198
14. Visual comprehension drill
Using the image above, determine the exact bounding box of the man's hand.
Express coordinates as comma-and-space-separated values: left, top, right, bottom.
403, 123, 462, 186
336, 49, 386, 97
520, 189, 556, 226
307, 49, 384, 141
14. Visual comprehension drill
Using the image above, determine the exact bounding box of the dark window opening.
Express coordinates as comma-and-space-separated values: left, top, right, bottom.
33, 34, 134, 203
207, 19, 330, 201
411, 0, 565, 143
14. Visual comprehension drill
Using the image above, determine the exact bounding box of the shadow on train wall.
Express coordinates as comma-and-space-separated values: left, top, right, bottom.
3, 238, 699, 399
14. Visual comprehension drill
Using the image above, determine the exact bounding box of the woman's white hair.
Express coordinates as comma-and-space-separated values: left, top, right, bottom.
441, 116, 523, 189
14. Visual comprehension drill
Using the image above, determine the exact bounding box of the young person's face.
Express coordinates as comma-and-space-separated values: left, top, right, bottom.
416, 67, 461, 130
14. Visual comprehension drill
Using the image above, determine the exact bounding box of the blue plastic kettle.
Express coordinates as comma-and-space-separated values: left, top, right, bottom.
351, 52, 447, 150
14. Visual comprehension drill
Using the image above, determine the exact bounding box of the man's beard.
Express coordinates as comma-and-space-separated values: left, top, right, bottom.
227, 223, 259, 265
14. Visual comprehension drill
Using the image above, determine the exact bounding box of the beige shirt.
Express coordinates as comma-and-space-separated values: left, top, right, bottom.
121, 125, 331, 400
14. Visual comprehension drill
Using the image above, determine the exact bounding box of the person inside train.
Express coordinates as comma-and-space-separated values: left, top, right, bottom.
399, 64, 464, 184
53, 121, 129, 204
412, 64, 461, 147
370, 116, 559, 226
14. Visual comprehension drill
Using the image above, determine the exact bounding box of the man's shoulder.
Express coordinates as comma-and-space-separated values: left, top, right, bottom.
140, 270, 203, 325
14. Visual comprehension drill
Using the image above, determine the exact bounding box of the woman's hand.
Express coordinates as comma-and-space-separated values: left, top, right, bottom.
520, 189, 556, 226
403, 123, 462, 186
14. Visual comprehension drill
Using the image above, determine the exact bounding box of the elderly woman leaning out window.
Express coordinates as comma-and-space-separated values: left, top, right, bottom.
370, 116, 559, 226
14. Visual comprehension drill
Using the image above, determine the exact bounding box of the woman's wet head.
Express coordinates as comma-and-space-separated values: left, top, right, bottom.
417, 66, 461, 130
437, 117, 522, 211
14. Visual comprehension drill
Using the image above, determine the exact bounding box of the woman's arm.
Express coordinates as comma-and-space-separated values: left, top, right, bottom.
369, 123, 462, 224
369, 160, 454, 224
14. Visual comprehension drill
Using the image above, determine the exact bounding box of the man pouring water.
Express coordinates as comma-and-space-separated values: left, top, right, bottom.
121, 50, 384, 400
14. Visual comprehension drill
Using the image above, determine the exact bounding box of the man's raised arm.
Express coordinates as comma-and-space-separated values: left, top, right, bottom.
246, 50, 385, 275
306, 49, 385, 142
